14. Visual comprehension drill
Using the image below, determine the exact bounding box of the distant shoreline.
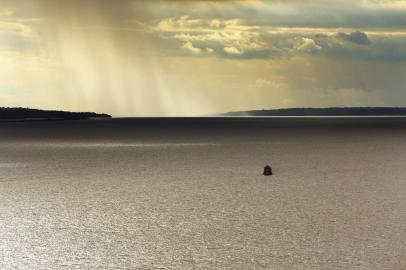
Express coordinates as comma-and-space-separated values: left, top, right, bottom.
220, 107, 406, 117
5, 115, 406, 122
0, 117, 110, 123
112, 115, 406, 119
4, 107, 406, 121
0, 107, 111, 122
212, 115, 406, 118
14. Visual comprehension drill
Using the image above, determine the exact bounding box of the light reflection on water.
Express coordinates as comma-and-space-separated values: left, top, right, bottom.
0, 162, 27, 168
2, 119, 406, 269
11, 142, 220, 148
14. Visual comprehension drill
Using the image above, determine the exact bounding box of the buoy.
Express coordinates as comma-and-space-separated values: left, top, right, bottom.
263, 165, 273, 176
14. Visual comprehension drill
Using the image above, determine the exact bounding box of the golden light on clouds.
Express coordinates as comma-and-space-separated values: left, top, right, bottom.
0, 0, 405, 116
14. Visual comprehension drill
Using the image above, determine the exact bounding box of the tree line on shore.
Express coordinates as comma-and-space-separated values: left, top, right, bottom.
0, 107, 111, 120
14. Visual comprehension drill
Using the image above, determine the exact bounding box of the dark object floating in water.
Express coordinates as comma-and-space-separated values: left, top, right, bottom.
263, 165, 273, 176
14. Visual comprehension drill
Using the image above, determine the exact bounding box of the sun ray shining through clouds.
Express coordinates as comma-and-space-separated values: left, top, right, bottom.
0, 0, 405, 116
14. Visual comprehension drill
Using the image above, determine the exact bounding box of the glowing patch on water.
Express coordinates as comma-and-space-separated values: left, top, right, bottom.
20, 142, 219, 148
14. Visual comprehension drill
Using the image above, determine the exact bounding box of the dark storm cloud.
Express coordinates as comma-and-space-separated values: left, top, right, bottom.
337, 31, 371, 45
3, 0, 406, 29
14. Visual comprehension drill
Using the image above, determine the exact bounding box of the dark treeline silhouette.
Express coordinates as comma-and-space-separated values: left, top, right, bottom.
222, 107, 406, 116
0, 107, 111, 120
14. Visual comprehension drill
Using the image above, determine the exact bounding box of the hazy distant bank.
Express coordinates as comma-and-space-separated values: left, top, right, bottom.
221, 107, 406, 116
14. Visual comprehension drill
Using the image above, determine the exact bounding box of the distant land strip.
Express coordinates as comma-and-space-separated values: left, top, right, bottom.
0, 107, 111, 121
221, 107, 406, 117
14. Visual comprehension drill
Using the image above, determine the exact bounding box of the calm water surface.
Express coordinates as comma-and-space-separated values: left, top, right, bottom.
1, 118, 406, 269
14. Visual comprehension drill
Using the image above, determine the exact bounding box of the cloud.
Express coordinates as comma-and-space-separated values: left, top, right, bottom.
337, 31, 371, 45
255, 79, 286, 89
224, 46, 243, 54
294, 37, 322, 52
160, 16, 270, 57
0, 21, 35, 39
156, 15, 241, 32
155, 17, 405, 60
148, 14, 405, 61
182, 41, 202, 53
1, 0, 406, 116
0, 7, 39, 53
0, 7, 13, 17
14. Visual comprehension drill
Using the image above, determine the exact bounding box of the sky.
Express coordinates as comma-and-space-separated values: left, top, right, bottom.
0, 0, 406, 116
